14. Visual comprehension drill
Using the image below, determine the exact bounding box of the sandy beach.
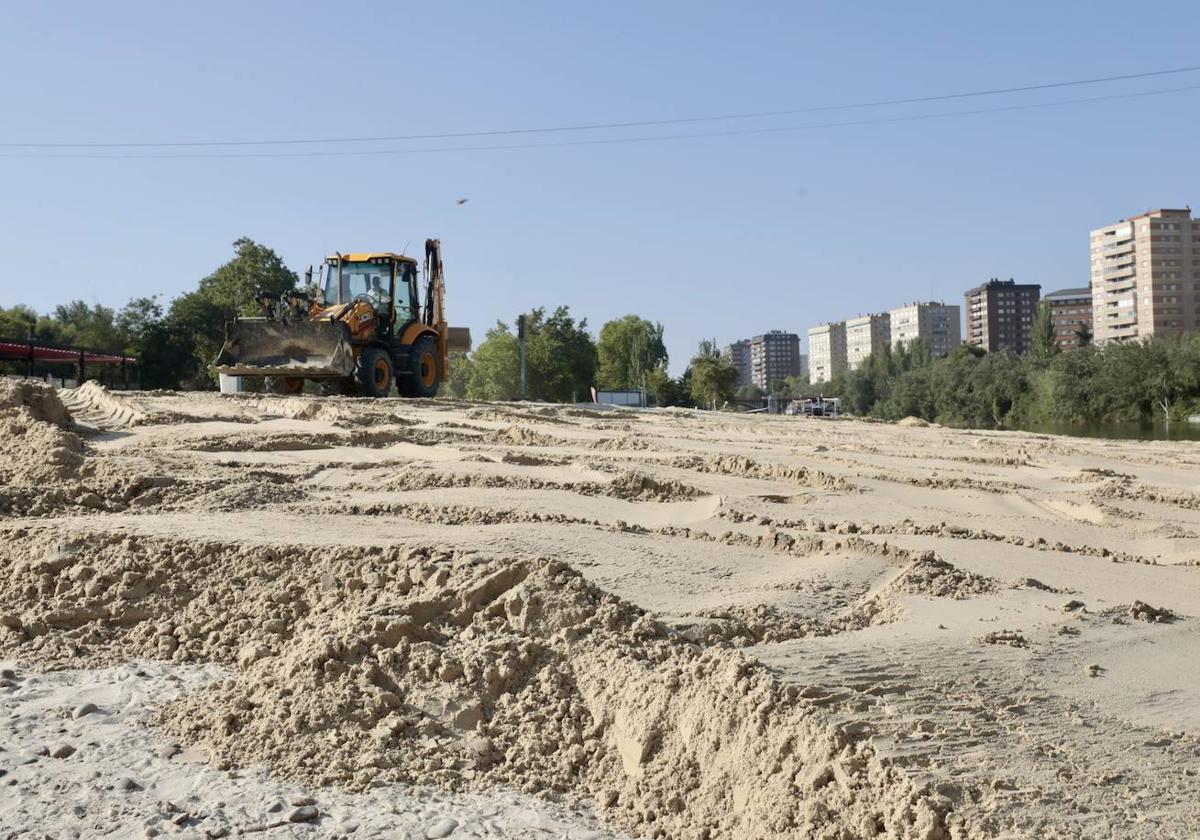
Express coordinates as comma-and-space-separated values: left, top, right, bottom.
3, 379, 1199, 838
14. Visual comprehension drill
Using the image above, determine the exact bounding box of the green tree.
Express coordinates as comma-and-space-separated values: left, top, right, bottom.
464, 322, 520, 401
523, 306, 598, 403
1031, 301, 1060, 362
596, 315, 668, 389
645, 367, 684, 407
0, 305, 38, 340
689, 339, 738, 409
116, 297, 197, 390
1074, 321, 1093, 348
52, 301, 121, 351
442, 351, 473, 398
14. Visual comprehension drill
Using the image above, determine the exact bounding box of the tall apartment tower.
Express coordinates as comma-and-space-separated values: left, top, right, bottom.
1043, 287, 1093, 350
845, 313, 891, 370
1089, 208, 1199, 343
808, 322, 847, 384
889, 301, 962, 358
723, 339, 752, 388
749, 331, 802, 387
964, 278, 1041, 354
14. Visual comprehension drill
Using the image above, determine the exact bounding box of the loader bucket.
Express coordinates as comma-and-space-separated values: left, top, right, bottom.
446, 326, 472, 354
212, 318, 356, 378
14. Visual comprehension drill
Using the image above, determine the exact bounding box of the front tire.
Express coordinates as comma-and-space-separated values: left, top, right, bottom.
355, 346, 393, 398
402, 334, 441, 398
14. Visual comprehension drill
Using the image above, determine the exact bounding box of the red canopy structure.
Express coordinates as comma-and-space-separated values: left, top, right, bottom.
0, 337, 137, 384
0, 338, 136, 366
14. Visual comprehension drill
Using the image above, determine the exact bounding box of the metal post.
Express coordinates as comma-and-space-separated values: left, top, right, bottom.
517, 314, 527, 401
78, 351, 85, 386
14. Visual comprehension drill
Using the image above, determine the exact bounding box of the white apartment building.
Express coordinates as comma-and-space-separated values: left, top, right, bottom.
889, 301, 962, 358
845, 313, 891, 371
1089, 208, 1199, 343
807, 322, 847, 384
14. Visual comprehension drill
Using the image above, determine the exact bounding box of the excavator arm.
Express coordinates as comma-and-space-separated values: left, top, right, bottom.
424, 239, 470, 355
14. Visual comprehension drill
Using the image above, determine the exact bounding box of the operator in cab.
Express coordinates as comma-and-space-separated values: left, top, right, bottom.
367, 275, 391, 308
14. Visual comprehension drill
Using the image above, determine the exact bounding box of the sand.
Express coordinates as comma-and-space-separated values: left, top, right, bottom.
3, 379, 1200, 838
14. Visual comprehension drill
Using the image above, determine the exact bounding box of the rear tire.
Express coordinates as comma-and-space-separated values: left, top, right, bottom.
401, 334, 441, 398
355, 346, 393, 398
265, 376, 304, 395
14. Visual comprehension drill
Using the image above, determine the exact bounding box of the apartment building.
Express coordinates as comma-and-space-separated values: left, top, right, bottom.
808, 322, 847, 384
1043, 287, 1093, 350
845, 313, 891, 370
723, 339, 752, 388
1089, 208, 1199, 343
888, 301, 962, 358
798, 353, 809, 381
749, 331, 802, 388
964, 278, 1041, 354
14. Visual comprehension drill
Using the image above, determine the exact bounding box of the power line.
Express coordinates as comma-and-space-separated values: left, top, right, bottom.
2, 64, 1199, 149
1, 84, 1196, 160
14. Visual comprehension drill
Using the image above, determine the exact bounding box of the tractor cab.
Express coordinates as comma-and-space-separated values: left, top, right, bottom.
320, 253, 420, 333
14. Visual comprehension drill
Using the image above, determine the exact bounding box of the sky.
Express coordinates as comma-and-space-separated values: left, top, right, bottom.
2, 1, 1199, 373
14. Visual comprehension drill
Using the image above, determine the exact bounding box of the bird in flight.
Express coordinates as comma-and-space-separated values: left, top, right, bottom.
456, 198, 469, 205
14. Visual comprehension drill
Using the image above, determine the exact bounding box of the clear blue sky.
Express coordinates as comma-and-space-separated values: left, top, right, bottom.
2, 1, 1198, 373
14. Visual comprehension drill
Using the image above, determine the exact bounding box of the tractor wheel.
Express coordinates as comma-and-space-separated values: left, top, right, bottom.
402, 334, 441, 398
265, 376, 304, 395
318, 379, 355, 397
355, 346, 394, 398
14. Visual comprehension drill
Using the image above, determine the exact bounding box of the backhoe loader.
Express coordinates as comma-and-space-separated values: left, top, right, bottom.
213, 239, 469, 397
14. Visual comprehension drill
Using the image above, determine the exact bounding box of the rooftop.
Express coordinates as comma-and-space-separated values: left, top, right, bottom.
965, 278, 1041, 295
1043, 287, 1091, 300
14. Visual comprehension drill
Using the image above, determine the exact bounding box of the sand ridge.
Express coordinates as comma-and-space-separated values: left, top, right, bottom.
3, 380, 1200, 838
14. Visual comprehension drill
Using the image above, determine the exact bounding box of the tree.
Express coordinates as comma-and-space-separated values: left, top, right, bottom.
169, 238, 298, 387
464, 322, 520, 401
115, 297, 197, 390
596, 315, 668, 390
51, 301, 121, 351
442, 351, 473, 398
689, 339, 738, 410
523, 306, 598, 403
645, 367, 685, 407
1074, 321, 1093, 348
0, 305, 38, 340
1031, 301, 1060, 362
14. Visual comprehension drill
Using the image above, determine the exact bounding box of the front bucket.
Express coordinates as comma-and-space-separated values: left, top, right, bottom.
212, 318, 355, 378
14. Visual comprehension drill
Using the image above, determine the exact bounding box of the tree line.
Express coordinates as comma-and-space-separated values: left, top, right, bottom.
831, 326, 1200, 427
443, 315, 752, 409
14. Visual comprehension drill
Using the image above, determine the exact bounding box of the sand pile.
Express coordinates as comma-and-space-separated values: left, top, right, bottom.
891, 553, 997, 599
672, 454, 851, 491
0, 382, 89, 515
0, 378, 74, 426
0, 528, 957, 839
600, 471, 702, 502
